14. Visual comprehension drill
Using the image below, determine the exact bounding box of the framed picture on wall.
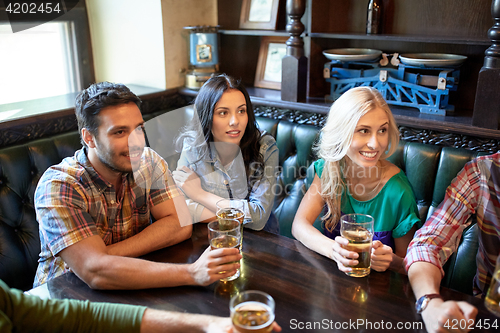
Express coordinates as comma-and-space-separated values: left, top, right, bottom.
254, 36, 288, 90
239, 0, 281, 30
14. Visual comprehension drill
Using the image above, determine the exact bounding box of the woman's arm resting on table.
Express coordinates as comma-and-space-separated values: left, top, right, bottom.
291, 175, 333, 257
292, 175, 359, 273
173, 166, 223, 215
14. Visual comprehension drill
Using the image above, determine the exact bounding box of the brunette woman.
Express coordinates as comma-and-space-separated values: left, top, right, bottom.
172, 74, 279, 233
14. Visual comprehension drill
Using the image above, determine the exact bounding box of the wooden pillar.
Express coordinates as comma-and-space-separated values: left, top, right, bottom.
281, 0, 307, 102
472, 0, 500, 129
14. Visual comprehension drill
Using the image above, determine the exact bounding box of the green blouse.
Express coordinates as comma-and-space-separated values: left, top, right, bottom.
0, 279, 145, 333
314, 159, 422, 248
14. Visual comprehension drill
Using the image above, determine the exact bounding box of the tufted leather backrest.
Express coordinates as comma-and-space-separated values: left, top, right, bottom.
387, 143, 486, 221
0, 132, 82, 291
389, 142, 485, 294
257, 118, 319, 238
387, 143, 486, 294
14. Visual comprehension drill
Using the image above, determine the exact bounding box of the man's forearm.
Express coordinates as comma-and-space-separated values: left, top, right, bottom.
408, 261, 480, 333
408, 261, 443, 298
106, 218, 192, 257
140, 309, 230, 333
78, 254, 195, 290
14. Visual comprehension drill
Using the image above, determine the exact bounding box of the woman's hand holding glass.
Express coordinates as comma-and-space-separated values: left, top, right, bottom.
331, 235, 360, 273
370, 240, 394, 272
332, 237, 393, 273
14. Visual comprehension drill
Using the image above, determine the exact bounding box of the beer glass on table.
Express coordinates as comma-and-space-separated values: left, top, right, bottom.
230, 290, 275, 333
340, 213, 374, 278
485, 255, 500, 317
208, 218, 241, 281
216, 199, 245, 248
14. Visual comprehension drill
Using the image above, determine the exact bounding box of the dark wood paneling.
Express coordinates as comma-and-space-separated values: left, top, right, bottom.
389, 0, 490, 38
217, 0, 242, 29
219, 34, 261, 87
311, 0, 491, 38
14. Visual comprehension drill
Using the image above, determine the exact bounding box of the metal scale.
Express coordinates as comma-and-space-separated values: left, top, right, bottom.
323, 49, 467, 116
183, 25, 220, 90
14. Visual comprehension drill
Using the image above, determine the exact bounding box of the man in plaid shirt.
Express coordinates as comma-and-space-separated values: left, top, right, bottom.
405, 153, 500, 332
34, 82, 241, 289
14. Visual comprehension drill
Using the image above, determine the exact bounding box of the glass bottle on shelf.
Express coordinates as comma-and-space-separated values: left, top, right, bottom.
366, 0, 382, 34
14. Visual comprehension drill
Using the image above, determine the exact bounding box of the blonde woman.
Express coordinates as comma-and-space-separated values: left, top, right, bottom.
173, 74, 279, 233
292, 87, 421, 274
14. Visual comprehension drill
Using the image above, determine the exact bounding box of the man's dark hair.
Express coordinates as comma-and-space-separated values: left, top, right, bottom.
75, 82, 142, 147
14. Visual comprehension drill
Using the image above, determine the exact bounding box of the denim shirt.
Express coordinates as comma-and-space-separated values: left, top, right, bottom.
177, 134, 279, 232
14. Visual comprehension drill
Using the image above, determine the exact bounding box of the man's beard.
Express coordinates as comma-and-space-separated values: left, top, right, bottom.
96, 148, 140, 174
97, 153, 129, 173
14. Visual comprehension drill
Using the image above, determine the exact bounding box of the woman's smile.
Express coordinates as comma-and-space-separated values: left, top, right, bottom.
359, 151, 378, 159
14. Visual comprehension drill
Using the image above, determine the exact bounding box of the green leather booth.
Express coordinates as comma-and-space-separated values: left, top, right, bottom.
0, 132, 82, 291
256, 116, 486, 296
0, 110, 486, 295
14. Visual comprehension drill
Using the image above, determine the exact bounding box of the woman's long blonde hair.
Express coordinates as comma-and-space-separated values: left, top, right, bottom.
317, 87, 399, 232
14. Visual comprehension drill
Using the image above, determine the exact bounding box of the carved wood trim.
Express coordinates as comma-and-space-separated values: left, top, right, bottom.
254, 105, 500, 154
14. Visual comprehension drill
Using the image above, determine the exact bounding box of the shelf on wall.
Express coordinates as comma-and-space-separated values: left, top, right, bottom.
219, 29, 291, 37
309, 32, 491, 46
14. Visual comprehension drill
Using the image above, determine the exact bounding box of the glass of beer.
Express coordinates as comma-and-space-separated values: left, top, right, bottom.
216, 199, 245, 248
230, 290, 275, 333
485, 255, 500, 317
340, 213, 374, 278
208, 218, 241, 281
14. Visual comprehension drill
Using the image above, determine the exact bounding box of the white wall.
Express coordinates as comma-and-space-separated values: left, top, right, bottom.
86, 0, 166, 89
86, 0, 218, 90
160, 0, 217, 89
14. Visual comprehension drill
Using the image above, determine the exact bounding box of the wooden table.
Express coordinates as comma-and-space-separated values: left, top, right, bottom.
28, 224, 498, 332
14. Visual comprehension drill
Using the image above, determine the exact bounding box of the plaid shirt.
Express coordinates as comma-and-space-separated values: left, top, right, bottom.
405, 153, 500, 295
34, 147, 180, 287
